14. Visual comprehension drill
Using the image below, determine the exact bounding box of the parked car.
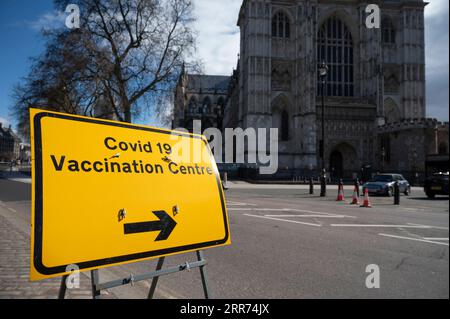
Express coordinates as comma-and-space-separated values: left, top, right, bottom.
362, 174, 411, 196
424, 172, 449, 198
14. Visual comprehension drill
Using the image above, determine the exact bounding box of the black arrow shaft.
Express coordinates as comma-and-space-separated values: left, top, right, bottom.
123, 210, 177, 241
124, 221, 163, 235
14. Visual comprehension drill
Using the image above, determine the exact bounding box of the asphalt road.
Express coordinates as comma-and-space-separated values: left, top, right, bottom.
0, 178, 448, 299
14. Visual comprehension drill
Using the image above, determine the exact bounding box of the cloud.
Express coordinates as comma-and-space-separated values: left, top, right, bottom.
26, 10, 66, 32
425, 0, 448, 18
192, 1, 449, 121
0, 116, 11, 128
425, 0, 449, 121
192, 0, 241, 75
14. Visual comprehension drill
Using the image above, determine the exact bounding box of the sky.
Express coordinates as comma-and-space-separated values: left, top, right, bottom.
0, 0, 448, 131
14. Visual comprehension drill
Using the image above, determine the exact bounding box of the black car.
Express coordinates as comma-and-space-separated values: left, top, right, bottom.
424, 172, 449, 198
363, 174, 411, 196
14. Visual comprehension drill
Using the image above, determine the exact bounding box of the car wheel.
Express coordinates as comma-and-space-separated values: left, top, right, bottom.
404, 187, 410, 196
426, 192, 435, 199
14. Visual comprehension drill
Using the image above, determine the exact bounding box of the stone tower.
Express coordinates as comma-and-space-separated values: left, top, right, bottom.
226, 0, 428, 177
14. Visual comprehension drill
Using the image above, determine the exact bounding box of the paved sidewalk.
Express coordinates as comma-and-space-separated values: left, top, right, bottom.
0, 212, 106, 299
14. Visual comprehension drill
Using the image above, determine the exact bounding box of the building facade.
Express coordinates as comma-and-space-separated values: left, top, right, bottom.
173, 0, 449, 179
0, 123, 21, 162
377, 118, 449, 183
173, 66, 230, 132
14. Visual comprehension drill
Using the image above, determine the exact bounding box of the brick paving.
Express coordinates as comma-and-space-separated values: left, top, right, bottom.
0, 213, 106, 299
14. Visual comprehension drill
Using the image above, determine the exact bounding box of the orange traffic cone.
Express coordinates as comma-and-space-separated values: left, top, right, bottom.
336, 182, 345, 201
360, 188, 372, 208
350, 186, 360, 205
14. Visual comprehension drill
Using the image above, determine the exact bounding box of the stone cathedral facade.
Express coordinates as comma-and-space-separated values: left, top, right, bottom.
173, 0, 449, 180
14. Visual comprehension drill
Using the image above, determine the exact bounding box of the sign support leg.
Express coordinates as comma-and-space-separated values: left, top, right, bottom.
197, 250, 211, 299
147, 256, 165, 299
57, 252, 211, 299
58, 275, 68, 299
91, 269, 101, 299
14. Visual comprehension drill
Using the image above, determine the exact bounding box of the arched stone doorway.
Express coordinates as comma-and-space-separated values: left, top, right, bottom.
328, 143, 358, 179
329, 150, 344, 179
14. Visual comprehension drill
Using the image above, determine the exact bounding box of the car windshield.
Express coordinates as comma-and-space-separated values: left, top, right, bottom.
372, 175, 393, 182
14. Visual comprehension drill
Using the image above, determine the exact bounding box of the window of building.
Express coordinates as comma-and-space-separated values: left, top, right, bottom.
382, 18, 396, 44
187, 97, 197, 114
272, 12, 290, 39
281, 110, 289, 141
216, 97, 225, 115
317, 16, 354, 97
202, 96, 212, 114
384, 98, 401, 124
380, 136, 391, 163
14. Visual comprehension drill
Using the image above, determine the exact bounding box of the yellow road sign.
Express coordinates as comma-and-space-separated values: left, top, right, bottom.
30, 109, 230, 280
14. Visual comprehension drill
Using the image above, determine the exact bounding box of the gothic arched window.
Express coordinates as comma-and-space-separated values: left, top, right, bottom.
216, 97, 225, 115
188, 97, 197, 114
202, 96, 212, 114
281, 110, 289, 141
385, 98, 401, 124
317, 16, 354, 97
272, 12, 290, 39
384, 74, 400, 93
382, 18, 396, 44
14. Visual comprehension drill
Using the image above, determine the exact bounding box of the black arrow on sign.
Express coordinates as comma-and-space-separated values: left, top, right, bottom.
123, 210, 177, 241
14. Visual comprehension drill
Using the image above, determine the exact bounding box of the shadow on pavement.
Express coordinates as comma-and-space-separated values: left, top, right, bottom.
0, 178, 31, 202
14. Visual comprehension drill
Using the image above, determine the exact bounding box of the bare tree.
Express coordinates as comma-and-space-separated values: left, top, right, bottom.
11, 29, 104, 138
62, 0, 197, 123
12, 0, 199, 138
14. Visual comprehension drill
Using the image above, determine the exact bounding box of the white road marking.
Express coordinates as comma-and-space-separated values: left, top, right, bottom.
229, 208, 288, 211
7, 207, 17, 213
378, 233, 449, 246
229, 207, 356, 218
287, 209, 357, 218
7, 178, 31, 184
422, 238, 449, 241
264, 214, 354, 219
227, 201, 256, 206
289, 209, 342, 215
407, 223, 449, 230
330, 224, 433, 229
406, 206, 445, 211
243, 214, 322, 227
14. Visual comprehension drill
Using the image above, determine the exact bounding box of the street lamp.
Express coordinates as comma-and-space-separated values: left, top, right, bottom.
412, 150, 418, 186
318, 61, 329, 197
319, 62, 329, 78
381, 147, 386, 173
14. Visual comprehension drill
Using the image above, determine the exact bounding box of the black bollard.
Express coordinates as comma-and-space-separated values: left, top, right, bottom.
320, 170, 327, 197
354, 178, 360, 197
222, 172, 228, 191
309, 177, 314, 195
394, 181, 400, 205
